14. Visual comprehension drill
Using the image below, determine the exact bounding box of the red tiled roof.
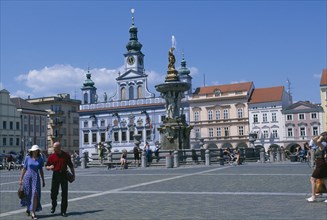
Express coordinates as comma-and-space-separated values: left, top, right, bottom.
320, 68, 327, 86
193, 82, 253, 95
249, 86, 284, 104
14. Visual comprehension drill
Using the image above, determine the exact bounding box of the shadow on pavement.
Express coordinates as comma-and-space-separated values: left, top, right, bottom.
38, 209, 103, 218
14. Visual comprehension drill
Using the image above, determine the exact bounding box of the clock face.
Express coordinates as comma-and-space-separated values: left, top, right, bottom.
138, 56, 143, 65
127, 56, 135, 65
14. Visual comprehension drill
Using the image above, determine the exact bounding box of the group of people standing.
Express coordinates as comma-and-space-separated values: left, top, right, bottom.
19, 142, 75, 219
131, 142, 161, 166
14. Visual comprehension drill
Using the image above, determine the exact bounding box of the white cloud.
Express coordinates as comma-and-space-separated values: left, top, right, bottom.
14, 64, 120, 99
13, 64, 202, 100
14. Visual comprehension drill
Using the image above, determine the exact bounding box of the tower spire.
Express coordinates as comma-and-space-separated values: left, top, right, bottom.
126, 8, 142, 52
131, 8, 135, 25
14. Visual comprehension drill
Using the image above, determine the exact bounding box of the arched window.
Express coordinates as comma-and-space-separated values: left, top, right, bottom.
84, 93, 88, 104
137, 85, 142, 99
121, 87, 126, 100
129, 86, 134, 100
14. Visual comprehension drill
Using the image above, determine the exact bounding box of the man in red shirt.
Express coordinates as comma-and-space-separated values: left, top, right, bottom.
46, 142, 75, 217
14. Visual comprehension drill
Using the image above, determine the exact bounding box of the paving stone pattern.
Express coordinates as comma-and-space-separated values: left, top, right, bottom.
0, 162, 326, 220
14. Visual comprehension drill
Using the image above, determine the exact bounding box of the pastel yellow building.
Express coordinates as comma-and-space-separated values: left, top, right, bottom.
320, 68, 327, 132
189, 82, 254, 149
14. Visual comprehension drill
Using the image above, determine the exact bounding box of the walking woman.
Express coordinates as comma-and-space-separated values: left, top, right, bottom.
306, 134, 327, 202
19, 145, 45, 219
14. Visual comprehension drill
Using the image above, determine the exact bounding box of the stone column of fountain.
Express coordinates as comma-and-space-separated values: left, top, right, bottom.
155, 39, 193, 150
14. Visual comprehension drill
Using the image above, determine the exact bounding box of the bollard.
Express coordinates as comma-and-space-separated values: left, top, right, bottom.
205, 149, 211, 166
310, 149, 315, 168
81, 156, 85, 169
174, 151, 179, 168
281, 149, 285, 161
260, 148, 265, 163
269, 150, 275, 163
108, 152, 113, 162
81, 151, 88, 169
166, 154, 173, 168
276, 149, 281, 162
141, 151, 147, 168
71, 154, 75, 168
219, 149, 224, 165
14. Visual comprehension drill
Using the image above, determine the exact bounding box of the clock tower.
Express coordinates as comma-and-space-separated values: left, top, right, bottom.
112, 8, 154, 102
124, 9, 144, 73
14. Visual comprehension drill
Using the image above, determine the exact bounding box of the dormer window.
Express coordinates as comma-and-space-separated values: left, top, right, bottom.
214, 89, 221, 96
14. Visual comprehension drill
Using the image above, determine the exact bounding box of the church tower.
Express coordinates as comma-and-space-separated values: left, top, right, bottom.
81, 68, 97, 104
111, 8, 154, 101
178, 53, 192, 95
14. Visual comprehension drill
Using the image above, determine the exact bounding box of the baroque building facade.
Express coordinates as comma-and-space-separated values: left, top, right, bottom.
78, 16, 192, 155
282, 101, 324, 152
248, 86, 292, 151
188, 82, 254, 149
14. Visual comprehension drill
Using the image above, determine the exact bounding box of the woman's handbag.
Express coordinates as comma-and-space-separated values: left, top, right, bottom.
315, 178, 327, 194
17, 186, 25, 199
67, 171, 74, 183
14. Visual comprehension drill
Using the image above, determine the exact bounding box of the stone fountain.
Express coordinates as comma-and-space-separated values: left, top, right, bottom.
155, 39, 193, 150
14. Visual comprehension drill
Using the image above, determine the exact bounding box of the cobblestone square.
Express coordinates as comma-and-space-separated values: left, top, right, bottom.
1, 162, 326, 220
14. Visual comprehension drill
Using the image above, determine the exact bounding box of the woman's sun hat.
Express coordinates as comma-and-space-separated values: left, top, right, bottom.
29, 145, 40, 152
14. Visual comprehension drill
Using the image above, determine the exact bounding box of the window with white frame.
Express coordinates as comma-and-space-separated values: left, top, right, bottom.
208, 110, 213, 120
114, 132, 119, 142
216, 127, 221, 137
300, 127, 306, 137
286, 114, 293, 121
272, 130, 278, 138
312, 126, 318, 136
287, 128, 293, 137
195, 128, 200, 139
238, 126, 244, 136
92, 120, 97, 127
253, 114, 258, 123
237, 108, 243, 118
298, 113, 305, 120
311, 113, 317, 119
194, 111, 199, 121
224, 127, 229, 136
272, 113, 277, 122
263, 130, 269, 139
223, 109, 229, 119
215, 110, 220, 120
208, 128, 213, 137
263, 113, 268, 122
129, 131, 134, 141
122, 131, 127, 141
101, 133, 106, 142
100, 120, 105, 127
92, 133, 97, 143
83, 133, 89, 143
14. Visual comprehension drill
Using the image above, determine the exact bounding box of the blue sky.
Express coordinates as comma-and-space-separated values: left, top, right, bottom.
1, 0, 326, 103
